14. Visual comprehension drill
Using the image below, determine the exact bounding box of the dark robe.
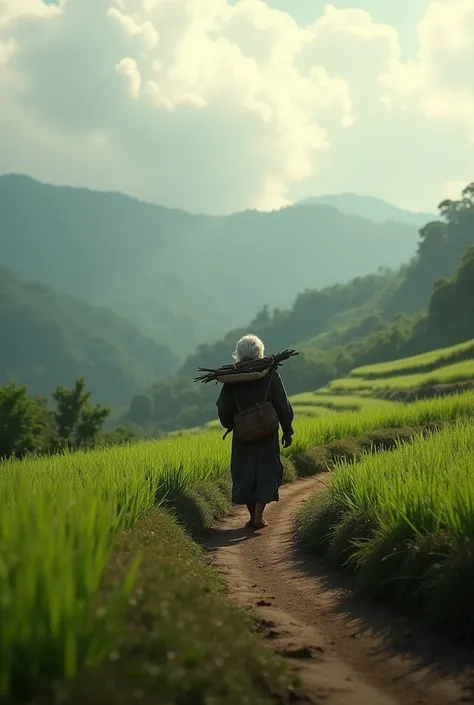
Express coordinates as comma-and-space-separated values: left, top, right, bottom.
216, 370, 294, 505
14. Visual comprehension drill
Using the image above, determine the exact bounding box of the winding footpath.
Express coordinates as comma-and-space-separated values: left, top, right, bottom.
204, 477, 474, 705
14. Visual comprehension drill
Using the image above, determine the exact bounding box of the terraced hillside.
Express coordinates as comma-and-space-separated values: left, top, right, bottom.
294, 339, 474, 411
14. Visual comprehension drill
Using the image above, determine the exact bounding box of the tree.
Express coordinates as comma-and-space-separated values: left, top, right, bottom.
0, 383, 48, 459
128, 394, 153, 425
52, 377, 110, 449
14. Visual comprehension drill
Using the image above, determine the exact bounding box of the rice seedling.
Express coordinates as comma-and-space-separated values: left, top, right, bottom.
0, 433, 228, 697
289, 392, 397, 412
295, 420, 474, 641
287, 390, 474, 456
329, 359, 474, 393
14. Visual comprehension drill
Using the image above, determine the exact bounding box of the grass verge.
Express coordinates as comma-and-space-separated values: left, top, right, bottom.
163, 457, 297, 537
41, 511, 298, 705
291, 423, 440, 477
294, 420, 474, 643
3, 390, 474, 698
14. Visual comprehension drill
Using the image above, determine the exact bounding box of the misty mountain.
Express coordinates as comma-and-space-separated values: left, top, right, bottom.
297, 193, 435, 227
0, 175, 420, 358
0, 267, 178, 407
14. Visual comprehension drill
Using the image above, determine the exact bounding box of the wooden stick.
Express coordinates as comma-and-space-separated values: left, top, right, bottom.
194, 349, 299, 384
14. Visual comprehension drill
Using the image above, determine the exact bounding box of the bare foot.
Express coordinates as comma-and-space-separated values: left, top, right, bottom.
246, 519, 255, 527
252, 518, 269, 529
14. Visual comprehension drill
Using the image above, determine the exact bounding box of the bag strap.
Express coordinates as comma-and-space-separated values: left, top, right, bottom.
263, 368, 274, 401
233, 367, 274, 411
233, 392, 243, 413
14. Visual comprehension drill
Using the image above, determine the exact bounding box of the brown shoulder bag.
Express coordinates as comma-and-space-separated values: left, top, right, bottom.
232, 370, 280, 442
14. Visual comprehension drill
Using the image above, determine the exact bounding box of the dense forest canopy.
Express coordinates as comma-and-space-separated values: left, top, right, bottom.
0, 377, 135, 461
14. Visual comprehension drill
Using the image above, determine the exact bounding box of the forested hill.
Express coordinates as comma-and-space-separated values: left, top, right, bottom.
124, 181, 474, 433
0, 174, 419, 355
0, 268, 179, 407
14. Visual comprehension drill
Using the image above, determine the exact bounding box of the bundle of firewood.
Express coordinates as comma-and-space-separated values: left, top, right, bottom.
194, 349, 299, 384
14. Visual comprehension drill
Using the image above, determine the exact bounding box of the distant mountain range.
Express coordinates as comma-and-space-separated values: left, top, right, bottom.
0, 267, 178, 407
0, 174, 425, 401
297, 193, 436, 227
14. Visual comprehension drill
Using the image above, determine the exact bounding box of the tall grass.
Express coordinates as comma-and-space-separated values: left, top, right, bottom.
295, 421, 474, 640
1, 391, 474, 694
287, 389, 474, 456
0, 433, 227, 697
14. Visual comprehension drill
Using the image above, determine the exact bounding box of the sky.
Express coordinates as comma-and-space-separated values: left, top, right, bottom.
0, 0, 473, 214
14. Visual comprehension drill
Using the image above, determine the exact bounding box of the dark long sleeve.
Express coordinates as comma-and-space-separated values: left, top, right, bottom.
270, 371, 294, 435
216, 384, 235, 430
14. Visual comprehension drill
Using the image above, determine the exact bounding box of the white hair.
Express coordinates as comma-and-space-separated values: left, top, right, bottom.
233, 334, 265, 362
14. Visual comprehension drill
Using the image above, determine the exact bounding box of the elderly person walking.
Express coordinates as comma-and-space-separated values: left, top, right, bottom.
216, 334, 294, 529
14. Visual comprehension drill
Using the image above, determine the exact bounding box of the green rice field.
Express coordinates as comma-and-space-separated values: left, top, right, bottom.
351, 338, 474, 379
295, 419, 474, 640
328, 358, 474, 393
2, 388, 474, 696
289, 391, 397, 412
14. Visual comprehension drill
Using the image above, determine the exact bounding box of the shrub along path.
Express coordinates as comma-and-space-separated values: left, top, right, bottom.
204, 477, 474, 705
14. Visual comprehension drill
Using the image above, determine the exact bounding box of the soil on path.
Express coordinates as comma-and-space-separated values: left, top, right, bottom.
204, 477, 474, 705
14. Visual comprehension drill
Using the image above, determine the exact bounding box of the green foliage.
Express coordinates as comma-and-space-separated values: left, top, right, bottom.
425, 245, 474, 344
0, 383, 50, 459
52, 378, 111, 449
0, 378, 113, 459
383, 183, 474, 316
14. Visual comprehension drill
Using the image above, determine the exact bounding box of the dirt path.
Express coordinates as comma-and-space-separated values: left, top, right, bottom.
204, 477, 474, 705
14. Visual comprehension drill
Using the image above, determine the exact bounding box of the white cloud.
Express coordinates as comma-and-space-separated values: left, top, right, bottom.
0, 0, 473, 213
0, 0, 60, 27
116, 57, 141, 99
108, 7, 159, 50
0, 36, 15, 68
383, 0, 474, 128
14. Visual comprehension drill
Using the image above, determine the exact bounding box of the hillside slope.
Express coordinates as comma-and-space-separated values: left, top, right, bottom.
0, 267, 178, 407
0, 175, 419, 354
124, 194, 474, 433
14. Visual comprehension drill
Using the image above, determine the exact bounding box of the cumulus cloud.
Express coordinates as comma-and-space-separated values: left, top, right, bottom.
383, 0, 474, 127
117, 57, 142, 99
0, 0, 473, 213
